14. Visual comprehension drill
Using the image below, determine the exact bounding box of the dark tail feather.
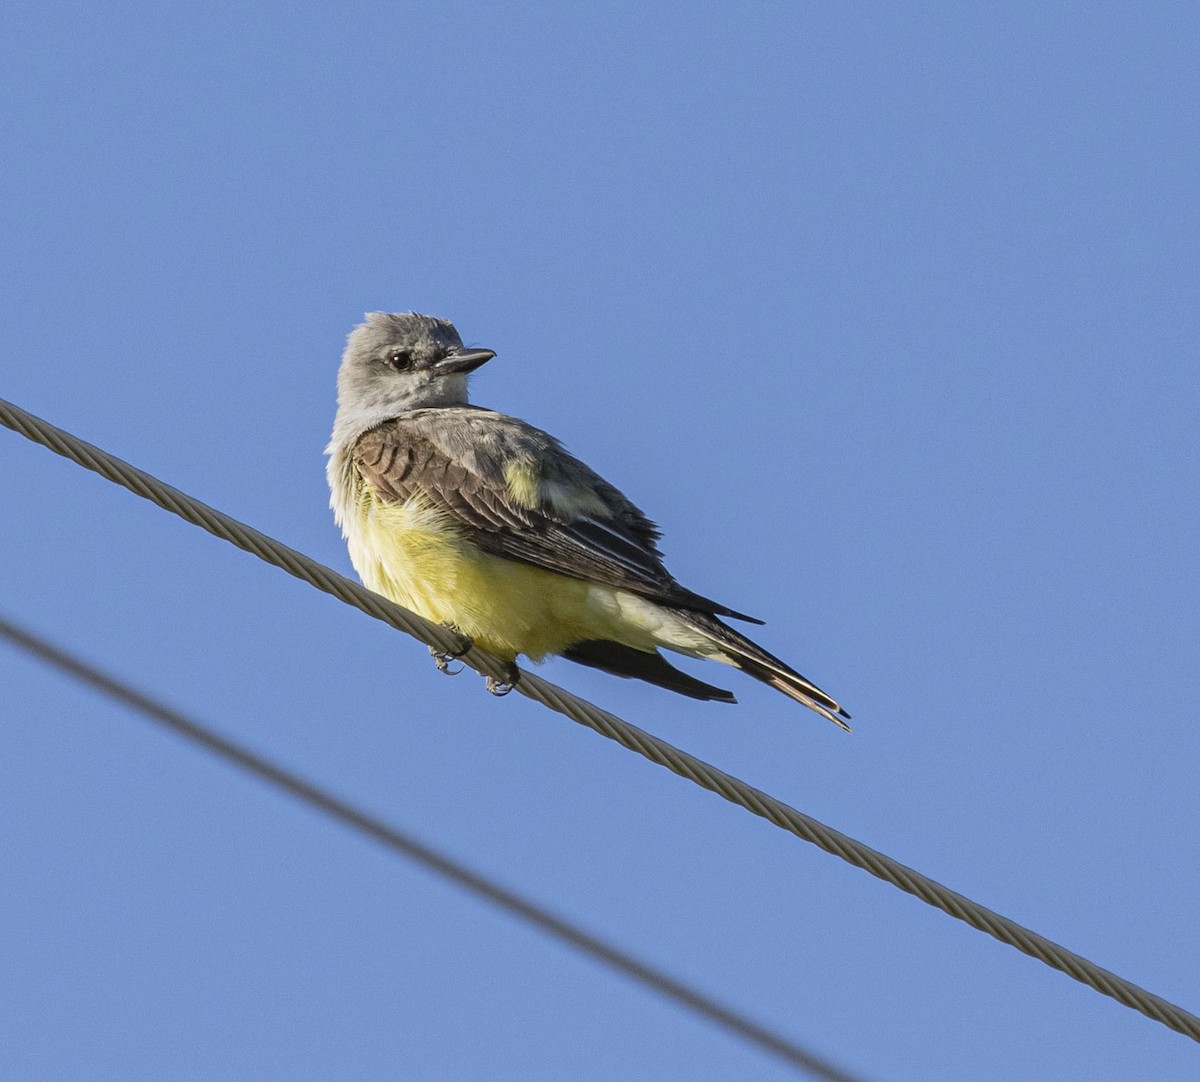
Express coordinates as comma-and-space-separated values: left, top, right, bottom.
737, 660, 852, 731
562, 639, 737, 703
669, 610, 852, 731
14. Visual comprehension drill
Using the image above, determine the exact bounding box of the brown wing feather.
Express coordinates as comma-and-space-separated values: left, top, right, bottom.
352, 409, 762, 623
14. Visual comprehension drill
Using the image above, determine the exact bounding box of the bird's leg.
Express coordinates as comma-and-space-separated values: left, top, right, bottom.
485, 660, 520, 697
429, 626, 473, 676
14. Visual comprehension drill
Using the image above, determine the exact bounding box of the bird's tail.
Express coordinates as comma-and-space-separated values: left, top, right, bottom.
670, 609, 852, 731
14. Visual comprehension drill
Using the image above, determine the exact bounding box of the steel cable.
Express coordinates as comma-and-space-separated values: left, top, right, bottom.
2, 395, 1196, 1044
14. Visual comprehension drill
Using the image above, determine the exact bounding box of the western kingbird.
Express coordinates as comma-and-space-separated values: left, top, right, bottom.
327, 312, 850, 729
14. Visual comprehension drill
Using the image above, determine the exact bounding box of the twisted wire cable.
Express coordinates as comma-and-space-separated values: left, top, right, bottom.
0, 615, 862, 1082
2, 395, 1197, 1044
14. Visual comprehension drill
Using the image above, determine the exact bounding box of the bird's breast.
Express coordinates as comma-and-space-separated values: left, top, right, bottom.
342, 489, 609, 661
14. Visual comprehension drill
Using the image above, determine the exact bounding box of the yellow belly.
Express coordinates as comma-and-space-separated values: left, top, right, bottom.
345, 496, 701, 661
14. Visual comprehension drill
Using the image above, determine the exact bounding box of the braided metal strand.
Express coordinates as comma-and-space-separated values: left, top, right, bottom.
2, 395, 1197, 1044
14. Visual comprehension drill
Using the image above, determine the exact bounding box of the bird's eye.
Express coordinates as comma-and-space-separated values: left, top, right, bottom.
388, 350, 414, 371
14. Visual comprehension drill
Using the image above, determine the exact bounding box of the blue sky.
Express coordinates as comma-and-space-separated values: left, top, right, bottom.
2, 3, 1198, 1079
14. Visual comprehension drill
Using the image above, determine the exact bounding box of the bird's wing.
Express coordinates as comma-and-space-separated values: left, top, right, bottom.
351, 409, 761, 622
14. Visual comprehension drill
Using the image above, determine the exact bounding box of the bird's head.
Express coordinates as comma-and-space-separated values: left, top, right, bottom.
334, 312, 495, 434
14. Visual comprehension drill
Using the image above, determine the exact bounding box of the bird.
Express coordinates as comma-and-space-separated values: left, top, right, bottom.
326, 312, 850, 729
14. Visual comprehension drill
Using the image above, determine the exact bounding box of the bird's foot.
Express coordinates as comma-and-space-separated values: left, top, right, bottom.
485, 662, 520, 697
429, 648, 463, 676
429, 630, 472, 676
485, 676, 514, 696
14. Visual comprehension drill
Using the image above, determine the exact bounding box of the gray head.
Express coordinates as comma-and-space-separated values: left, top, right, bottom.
331, 312, 496, 445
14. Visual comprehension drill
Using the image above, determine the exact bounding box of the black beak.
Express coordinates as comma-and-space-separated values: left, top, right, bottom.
435, 347, 496, 375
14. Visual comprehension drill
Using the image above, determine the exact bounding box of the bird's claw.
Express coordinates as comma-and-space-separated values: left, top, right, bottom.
485, 675, 515, 696
485, 661, 520, 696
429, 632, 472, 676
430, 649, 464, 676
